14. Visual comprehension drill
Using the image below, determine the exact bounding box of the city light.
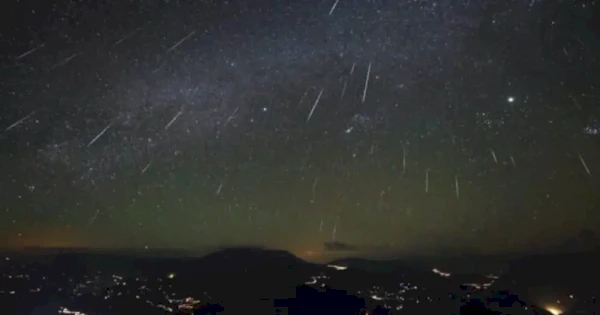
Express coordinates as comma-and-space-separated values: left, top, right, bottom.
545, 306, 563, 315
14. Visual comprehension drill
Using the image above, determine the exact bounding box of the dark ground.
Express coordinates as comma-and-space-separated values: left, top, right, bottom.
1, 247, 598, 314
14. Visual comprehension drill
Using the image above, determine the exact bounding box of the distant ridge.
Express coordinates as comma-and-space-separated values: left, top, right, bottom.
190, 247, 321, 302
198, 247, 313, 271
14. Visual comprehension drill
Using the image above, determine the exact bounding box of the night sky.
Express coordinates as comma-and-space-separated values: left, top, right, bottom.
1, 0, 599, 260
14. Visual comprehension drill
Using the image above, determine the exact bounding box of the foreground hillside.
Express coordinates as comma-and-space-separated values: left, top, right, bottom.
1, 248, 597, 314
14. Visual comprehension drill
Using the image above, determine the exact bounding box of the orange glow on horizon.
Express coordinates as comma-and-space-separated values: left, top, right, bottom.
291, 248, 325, 262
3, 226, 90, 249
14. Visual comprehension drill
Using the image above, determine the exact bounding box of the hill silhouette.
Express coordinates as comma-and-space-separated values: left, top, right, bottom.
197, 246, 313, 271
2, 247, 569, 314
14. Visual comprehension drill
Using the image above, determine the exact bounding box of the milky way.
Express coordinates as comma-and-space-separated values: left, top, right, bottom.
0, 0, 598, 258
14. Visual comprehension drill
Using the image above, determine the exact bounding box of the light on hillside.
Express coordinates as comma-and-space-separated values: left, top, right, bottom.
545, 306, 562, 315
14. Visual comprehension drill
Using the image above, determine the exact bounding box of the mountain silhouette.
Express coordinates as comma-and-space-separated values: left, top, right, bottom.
197, 247, 312, 271
179, 247, 321, 308
6, 247, 576, 314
